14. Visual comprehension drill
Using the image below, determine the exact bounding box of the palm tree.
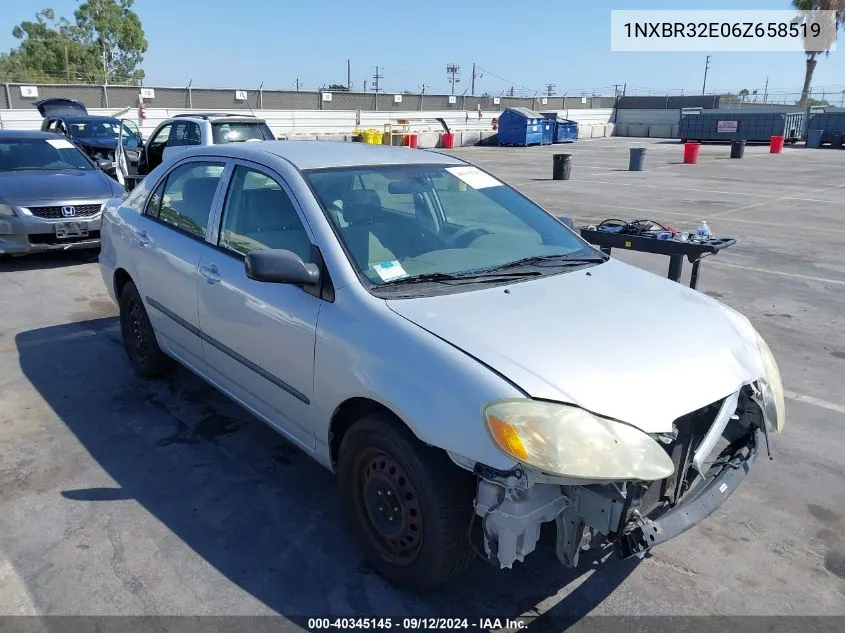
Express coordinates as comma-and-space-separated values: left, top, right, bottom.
792, 0, 845, 105
739, 88, 750, 103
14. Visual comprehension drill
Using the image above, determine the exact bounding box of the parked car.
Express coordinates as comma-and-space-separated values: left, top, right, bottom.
127, 113, 275, 181
0, 130, 126, 256
35, 98, 143, 179
99, 141, 784, 591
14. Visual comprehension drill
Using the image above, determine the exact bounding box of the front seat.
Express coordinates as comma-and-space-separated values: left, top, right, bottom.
177, 177, 220, 229
340, 190, 397, 270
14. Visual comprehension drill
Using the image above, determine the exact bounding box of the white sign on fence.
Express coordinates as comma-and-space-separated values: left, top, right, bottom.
322, 92, 333, 102
394, 94, 402, 103
493, 97, 500, 105
448, 95, 457, 104
581, 97, 587, 104
717, 120, 739, 133
140, 88, 155, 99
234, 90, 248, 101
541, 97, 548, 105
20, 86, 39, 98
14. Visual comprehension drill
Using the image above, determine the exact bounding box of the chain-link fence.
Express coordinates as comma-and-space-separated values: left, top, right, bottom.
1, 82, 617, 112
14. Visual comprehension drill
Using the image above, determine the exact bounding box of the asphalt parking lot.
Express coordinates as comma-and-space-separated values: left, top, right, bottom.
1, 137, 843, 625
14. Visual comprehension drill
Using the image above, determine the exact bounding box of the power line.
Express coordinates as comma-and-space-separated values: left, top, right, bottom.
446, 63, 461, 95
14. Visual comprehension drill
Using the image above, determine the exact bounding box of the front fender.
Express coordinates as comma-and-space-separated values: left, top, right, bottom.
313, 285, 522, 472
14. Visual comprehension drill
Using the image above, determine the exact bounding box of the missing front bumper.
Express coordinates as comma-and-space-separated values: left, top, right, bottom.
617, 430, 759, 558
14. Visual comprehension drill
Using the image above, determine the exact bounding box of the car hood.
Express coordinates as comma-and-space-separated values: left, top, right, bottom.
34, 98, 88, 117
72, 137, 118, 151
386, 259, 766, 434
0, 170, 116, 205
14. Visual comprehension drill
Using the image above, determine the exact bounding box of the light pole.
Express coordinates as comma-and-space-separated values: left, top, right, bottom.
701, 55, 711, 95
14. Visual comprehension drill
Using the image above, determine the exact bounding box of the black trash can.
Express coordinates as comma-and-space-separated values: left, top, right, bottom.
730, 140, 746, 158
552, 154, 572, 180
628, 147, 647, 171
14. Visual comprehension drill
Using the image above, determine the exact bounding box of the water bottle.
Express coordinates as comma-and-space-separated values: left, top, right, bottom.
696, 220, 711, 242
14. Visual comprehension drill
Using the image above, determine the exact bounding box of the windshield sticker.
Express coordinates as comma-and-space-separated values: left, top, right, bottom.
372, 260, 408, 282
46, 139, 75, 149
445, 166, 502, 190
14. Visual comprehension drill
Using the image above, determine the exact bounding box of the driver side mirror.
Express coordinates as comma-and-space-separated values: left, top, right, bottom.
245, 249, 320, 286
97, 158, 116, 172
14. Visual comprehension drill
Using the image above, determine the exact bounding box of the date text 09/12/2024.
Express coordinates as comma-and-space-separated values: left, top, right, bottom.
306, 618, 528, 630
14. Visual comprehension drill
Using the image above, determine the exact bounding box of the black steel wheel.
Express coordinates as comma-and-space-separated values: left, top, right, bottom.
118, 281, 172, 377
338, 413, 475, 591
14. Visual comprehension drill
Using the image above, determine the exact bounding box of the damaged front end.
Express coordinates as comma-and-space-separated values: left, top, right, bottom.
472, 386, 767, 570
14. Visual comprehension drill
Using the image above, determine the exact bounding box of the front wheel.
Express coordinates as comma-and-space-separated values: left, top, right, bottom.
337, 414, 476, 591
118, 281, 172, 377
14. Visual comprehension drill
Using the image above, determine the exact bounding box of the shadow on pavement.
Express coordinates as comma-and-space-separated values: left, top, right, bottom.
0, 249, 98, 272
16, 317, 637, 627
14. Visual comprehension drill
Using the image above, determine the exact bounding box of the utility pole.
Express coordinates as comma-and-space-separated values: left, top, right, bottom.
364, 80, 367, 93
471, 62, 476, 96
545, 83, 556, 97
371, 66, 383, 92
840, 90, 844, 108
295, 78, 300, 91
701, 55, 711, 95
763, 76, 769, 103
347, 59, 351, 90
446, 64, 461, 95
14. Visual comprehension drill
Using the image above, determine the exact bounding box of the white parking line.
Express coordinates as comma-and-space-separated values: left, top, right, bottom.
785, 391, 845, 416
707, 260, 845, 286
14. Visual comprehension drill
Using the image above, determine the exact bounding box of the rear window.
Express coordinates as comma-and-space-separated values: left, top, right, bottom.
211, 121, 274, 144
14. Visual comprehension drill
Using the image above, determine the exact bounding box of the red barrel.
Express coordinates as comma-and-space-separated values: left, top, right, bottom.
407, 133, 418, 149
683, 142, 701, 164
770, 135, 785, 153
441, 132, 455, 149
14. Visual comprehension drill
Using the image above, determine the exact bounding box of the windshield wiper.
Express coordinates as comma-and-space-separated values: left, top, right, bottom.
378, 270, 540, 288
480, 253, 608, 273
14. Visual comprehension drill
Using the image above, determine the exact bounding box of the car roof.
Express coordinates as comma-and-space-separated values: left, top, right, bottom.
0, 129, 65, 140
62, 116, 120, 123
183, 140, 465, 170
169, 114, 265, 123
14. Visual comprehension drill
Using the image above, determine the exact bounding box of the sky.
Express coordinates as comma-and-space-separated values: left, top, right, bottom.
2, 0, 844, 101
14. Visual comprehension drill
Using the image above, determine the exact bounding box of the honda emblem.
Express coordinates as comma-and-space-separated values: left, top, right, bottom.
61, 206, 76, 217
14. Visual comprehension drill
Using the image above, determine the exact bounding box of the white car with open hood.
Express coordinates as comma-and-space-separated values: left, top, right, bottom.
98, 140, 785, 591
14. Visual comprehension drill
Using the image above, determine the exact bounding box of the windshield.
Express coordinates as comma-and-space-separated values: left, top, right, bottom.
211, 121, 274, 144
305, 164, 596, 289
0, 138, 93, 171
67, 120, 120, 139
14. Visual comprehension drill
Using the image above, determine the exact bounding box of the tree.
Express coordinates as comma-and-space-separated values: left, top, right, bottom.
792, 0, 845, 105
738, 88, 750, 102
325, 83, 349, 91
0, 1, 146, 84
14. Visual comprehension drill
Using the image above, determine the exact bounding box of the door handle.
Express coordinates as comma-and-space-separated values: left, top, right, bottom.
199, 264, 222, 284
136, 229, 150, 247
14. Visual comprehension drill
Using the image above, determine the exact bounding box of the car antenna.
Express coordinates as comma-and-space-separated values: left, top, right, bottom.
244, 84, 259, 117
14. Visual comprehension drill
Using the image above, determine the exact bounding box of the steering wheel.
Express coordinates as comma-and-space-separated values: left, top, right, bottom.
448, 226, 492, 247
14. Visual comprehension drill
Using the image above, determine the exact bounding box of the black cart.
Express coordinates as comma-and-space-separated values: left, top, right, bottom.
579, 228, 736, 290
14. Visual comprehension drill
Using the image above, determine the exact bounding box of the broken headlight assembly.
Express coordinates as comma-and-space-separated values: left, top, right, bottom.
754, 330, 786, 433
482, 399, 675, 481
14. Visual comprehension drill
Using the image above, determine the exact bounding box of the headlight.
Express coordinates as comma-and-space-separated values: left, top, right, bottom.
755, 331, 786, 433
483, 399, 675, 481
0, 203, 17, 217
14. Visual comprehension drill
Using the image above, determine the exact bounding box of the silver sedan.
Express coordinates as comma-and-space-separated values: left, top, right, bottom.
0, 130, 125, 256
99, 141, 785, 591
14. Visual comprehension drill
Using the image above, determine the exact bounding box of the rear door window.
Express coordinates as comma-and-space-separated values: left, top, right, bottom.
154, 161, 226, 238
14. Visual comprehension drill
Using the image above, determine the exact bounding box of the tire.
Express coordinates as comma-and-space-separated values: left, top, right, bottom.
337, 413, 476, 591
118, 281, 172, 377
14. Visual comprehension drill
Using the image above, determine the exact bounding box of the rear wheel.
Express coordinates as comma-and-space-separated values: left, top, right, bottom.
118, 281, 172, 377
337, 413, 476, 591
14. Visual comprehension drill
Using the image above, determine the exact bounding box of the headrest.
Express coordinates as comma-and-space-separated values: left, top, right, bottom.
181, 177, 219, 208
241, 187, 299, 230
341, 189, 382, 224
